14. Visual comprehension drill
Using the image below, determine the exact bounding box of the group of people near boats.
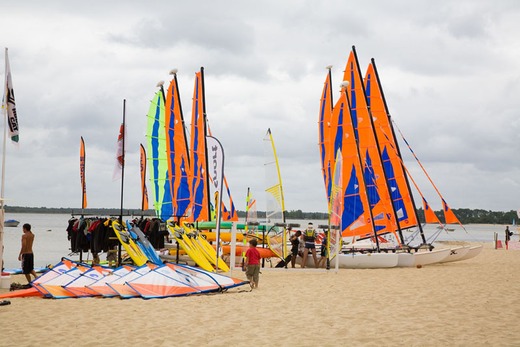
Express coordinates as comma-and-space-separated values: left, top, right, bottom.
288, 222, 328, 269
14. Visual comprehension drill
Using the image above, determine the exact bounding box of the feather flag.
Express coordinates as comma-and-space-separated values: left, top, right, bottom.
112, 123, 125, 181
3, 48, 19, 143
80, 137, 87, 209
140, 144, 149, 211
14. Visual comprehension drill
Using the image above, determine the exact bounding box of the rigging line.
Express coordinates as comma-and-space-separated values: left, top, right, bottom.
392, 120, 466, 232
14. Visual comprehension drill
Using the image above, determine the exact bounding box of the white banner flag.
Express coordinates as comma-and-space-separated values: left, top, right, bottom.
4, 48, 19, 143
206, 135, 225, 271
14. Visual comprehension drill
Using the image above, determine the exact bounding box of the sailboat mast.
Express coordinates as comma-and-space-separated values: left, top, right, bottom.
370, 58, 427, 244
1, 48, 8, 210
200, 67, 212, 221
119, 99, 126, 223
343, 85, 381, 251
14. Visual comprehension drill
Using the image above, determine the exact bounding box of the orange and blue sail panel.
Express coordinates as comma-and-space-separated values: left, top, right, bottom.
189, 71, 210, 222
165, 75, 191, 218
343, 49, 396, 235
319, 71, 333, 201
364, 62, 418, 229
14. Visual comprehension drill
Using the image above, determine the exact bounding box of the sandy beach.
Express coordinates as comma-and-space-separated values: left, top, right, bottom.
1, 241, 519, 347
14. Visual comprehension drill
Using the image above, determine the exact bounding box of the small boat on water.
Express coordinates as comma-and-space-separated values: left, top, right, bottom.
4, 219, 19, 227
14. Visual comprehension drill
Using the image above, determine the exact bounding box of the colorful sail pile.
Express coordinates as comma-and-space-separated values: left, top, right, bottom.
0, 258, 248, 300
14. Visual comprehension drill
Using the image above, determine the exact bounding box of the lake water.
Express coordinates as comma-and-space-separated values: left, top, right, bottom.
0, 213, 515, 269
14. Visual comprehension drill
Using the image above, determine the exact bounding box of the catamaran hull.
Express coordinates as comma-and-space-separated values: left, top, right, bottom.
337, 253, 399, 269
413, 248, 451, 266
456, 245, 483, 261
396, 252, 415, 267
439, 246, 470, 263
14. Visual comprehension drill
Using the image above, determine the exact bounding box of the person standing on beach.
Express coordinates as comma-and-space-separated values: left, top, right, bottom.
18, 223, 37, 283
318, 229, 328, 268
505, 226, 513, 250
289, 230, 302, 268
301, 223, 319, 268
245, 238, 261, 289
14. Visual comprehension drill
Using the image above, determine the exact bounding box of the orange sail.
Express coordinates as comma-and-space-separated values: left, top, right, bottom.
334, 87, 373, 239
364, 61, 419, 231
423, 198, 442, 224
343, 48, 396, 237
165, 71, 191, 218
189, 69, 210, 222
319, 67, 334, 201
79, 136, 87, 209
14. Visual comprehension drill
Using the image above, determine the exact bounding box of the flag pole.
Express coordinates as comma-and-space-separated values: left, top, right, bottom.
117, 99, 126, 266
119, 99, 126, 223
0, 49, 6, 271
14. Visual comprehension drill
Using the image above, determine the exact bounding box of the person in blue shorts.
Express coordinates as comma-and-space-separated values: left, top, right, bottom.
301, 223, 318, 268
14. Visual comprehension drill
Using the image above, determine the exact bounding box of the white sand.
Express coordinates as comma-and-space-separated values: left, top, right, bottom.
0, 242, 519, 347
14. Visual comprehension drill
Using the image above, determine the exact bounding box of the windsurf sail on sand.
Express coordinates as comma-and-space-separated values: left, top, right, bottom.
165, 70, 191, 219
38, 264, 91, 299
127, 262, 248, 299
264, 128, 287, 260
343, 47, 397, 240
140, 144, 149, 211
87, 265, 136, 297
147, 86, 173, 220
80, 137, 87, 210
31, 258, 78, 296
107, 263, 158, 299
62, 266, 114, 298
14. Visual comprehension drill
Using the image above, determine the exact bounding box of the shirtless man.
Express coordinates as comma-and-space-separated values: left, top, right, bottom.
18, 223, 37, 283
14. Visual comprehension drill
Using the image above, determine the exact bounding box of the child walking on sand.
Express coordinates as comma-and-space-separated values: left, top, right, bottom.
245, 239, 261, 289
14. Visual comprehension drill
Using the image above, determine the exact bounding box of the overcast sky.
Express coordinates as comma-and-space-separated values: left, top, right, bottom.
0, 0, 518, 213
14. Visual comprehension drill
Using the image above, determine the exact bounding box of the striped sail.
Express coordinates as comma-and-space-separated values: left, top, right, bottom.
334, 89, 373, 239
146, 89, 173, 220
319, 68, 334, 202
343, 48, 397, 238
189, 69, 210, 222
364, 61, 419, 231
165, 73, 191, 218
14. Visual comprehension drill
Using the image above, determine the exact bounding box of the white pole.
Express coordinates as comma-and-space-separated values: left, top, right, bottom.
230, 223, 237, 274
0, 48, 8, 271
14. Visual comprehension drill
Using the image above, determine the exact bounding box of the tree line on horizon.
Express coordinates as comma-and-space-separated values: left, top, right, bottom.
4, 205, 518, 225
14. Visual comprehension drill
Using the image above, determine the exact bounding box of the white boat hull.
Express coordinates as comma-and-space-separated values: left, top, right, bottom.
413, 248, 451, 266
439, 246, 470, 263
337, 252, 398, 269
396, 252, 415, 267
456, 245, 483, 261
